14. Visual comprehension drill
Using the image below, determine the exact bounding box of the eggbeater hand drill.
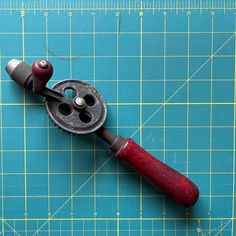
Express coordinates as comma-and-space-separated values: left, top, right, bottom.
6, 59, 199, 207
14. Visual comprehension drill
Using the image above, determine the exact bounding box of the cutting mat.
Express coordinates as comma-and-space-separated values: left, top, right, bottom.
0, 0, 235, 235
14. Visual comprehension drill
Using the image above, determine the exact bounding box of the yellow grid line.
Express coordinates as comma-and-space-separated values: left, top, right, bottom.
44, 8, 51, 236
92, 12, 97, 236
209, 10, 214, 236
0, 31, 235, 35
0, 50, 4, 236
1, 102, 236, 106
21, 2, 28, 236
115, 11, 120, 236
3, 217, 236, 221
231, 15, 236, 236
162, 11, 167, 236
186, 10, 191, 236
69, 11, 74, 236
139, 8, 143, 236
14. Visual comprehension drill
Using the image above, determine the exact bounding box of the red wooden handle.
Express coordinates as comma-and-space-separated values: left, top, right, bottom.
115, 138, 199, 207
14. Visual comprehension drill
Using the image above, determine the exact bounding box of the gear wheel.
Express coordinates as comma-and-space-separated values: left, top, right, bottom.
45, 80, 107, 135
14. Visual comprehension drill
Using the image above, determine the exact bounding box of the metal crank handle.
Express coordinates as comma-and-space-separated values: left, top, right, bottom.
97, 128, 199, 207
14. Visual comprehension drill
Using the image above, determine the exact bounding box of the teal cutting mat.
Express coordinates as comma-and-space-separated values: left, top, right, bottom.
0, 0, 236, 235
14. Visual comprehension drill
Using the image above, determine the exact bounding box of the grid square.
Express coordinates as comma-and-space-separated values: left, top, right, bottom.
212, 151, 233, 172
143, 105, 164, 126
119, 34, 140, 56
119, 173, 140, 196
96, 81, 117, 103
72, 58, 93, 80
2, 82, 24, 103
50, 196, 71, 217
48, 13, 69, 32
189, 128, 210, 149
50, 151, 71, 173
143, 33, 163, 56
96, 58, 116, 80
118, 81, 140, 103
214, 13, 235, 32
166, 57, 187, 80
167, 34, 187, 55
120, 58, 140, 81
96, 174, 116, 195
165, 151, 187, 173
4, 197, 25, 218
25, 34, 46, 56
96, 34, 116, 56
0, 12, 22, 32
120, 197, 140, 217
27, 151, 48, 173
26, 128, 48, 150
48, 34, 70, 56
143, 57, 164, 80
96, 12, 116, 31
143, 197, 163, 217
96, 149, 117, 173
211, 197, 232, 218
73, 174, 94, 195
118, 105, 140, 126
26, 105, 48, 127
73, 196, 94, 217
166, 14, 188, 32
214, 33, 234, 55
213, 57, 234, 79
165, 128, 187, 149
212, 128, 233, 149
1, 34, 23, 56
189, 58, 211, 80
166, 81, 187, 102
27, 174, 48, 196
50, 174, 71, 196
188, 151, 210, 172
3, 151, 24, 173
143, 81, 164, 103
72, 34, 93, 56
119, 13, 140, 32
212, 104, 234, 126
190, 34, 211, 55
165, 104, 187, 126
2, 105, 23, 127
28, 198, 48, 218
49, 128, 71, 150
4, 174, 24, 196
189, 104, 210, 126
143, 13, 163, 32
97, 197, 117, 217
189, 81, 210, 102
3, 128, 24, 150
212, 174, 232, 195
212, 81, 234, 102
142, 128, 163, 149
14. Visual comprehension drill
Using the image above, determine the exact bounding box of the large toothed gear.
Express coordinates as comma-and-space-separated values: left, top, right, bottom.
45, 80, 107, 135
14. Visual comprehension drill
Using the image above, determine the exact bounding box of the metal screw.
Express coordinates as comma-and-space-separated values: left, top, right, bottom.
38, 60, 48, 69
74, 97, 86, 108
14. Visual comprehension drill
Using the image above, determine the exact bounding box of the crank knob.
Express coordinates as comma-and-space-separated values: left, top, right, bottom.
32, 60, 53, 92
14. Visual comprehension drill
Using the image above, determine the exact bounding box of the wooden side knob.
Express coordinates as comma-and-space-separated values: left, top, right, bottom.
32, 60, 53, 92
